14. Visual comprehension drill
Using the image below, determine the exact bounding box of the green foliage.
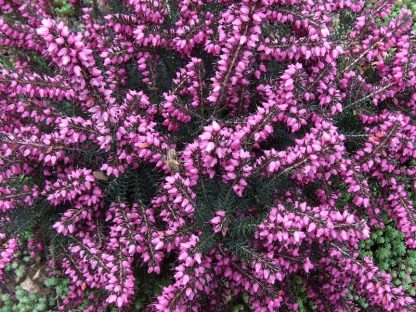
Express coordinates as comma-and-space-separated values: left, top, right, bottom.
0, 288, 48, 312
53, 0, 74, 16
359, 218, 416, 296
132, 269, 172, 311
289, 275, 317, 312
0, 56, 14, 70
1, 240, 69, 312
212, 292, 250, 312
346, 287, 369, 310
43, 277, 69, 300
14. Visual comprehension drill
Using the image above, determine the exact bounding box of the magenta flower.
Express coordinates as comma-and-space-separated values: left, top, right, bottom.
0, 0, 415, 311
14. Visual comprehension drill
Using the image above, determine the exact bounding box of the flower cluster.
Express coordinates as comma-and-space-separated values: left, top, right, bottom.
0, 235, 17, 281
1, 0, 416, 311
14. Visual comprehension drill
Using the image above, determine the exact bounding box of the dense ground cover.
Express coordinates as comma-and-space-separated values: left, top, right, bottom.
1, 0, 416, 311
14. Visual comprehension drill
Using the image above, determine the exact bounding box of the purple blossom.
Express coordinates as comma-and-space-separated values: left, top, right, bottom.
0, 0, 415, 311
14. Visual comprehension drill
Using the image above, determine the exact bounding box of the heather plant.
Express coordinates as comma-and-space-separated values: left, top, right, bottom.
1, 0, 416, 311
396, 1, 416, 23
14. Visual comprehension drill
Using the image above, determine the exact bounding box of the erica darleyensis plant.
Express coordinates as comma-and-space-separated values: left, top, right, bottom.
1, 0, 416, 311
